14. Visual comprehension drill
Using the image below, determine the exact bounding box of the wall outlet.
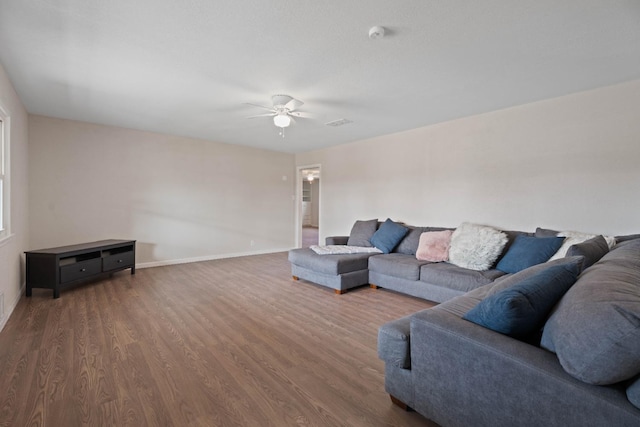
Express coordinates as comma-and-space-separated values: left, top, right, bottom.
250, 240, 255, 247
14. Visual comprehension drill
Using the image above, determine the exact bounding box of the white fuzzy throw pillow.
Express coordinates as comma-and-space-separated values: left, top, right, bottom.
449, 222, 508, 271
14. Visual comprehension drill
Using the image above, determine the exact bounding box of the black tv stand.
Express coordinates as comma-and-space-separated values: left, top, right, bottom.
25, 239, 136, 298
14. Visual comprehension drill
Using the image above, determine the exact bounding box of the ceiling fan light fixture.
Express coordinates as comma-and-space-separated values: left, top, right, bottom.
273, 114, 291, 128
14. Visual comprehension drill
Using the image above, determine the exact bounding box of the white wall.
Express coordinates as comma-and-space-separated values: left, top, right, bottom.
296, 80, 640, 242
29, 116, 296, 266
0, 63, 29, 330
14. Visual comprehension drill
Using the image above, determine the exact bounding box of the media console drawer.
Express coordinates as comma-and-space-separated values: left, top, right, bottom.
60, 258, 102, 283
26, 239, 136, 299
103, 251, 135, 272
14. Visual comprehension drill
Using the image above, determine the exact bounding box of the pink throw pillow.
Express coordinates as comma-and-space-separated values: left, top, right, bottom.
416, 230, 454, 262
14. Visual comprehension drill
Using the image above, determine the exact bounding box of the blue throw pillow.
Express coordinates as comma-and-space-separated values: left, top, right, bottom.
462, 258, 583, 337
496, 235, 565, 274
370, 219, 409, 254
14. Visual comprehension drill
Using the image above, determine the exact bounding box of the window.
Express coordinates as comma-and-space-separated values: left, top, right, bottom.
0, 107, 9, 241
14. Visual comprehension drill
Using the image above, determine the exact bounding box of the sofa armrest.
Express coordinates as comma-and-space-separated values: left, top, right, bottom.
378, 314, 412, 369
409, 308, 640, 427
325, 236, 349, 245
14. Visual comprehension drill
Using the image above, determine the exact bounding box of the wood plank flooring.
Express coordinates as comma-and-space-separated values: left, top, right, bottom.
0, 252, 437, 426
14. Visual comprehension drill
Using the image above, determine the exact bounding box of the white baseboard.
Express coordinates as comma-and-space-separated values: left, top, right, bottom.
0, 281, 25, 333
135, 247, 292, 269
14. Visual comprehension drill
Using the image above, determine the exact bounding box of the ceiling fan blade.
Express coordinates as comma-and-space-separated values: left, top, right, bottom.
285, 98, 304, 111
244, 102, 275, 112
246, 113, 276, 119
289, 111, 312, 119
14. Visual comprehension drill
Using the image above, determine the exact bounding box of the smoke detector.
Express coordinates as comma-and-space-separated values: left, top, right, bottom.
369, 26, 385, 39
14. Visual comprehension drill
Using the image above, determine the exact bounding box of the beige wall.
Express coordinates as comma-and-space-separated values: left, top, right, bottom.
0, 64, 29, 330
296, 80, 640, 242
29, 116, 296, 266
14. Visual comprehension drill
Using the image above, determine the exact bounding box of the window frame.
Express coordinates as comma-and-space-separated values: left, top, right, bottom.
0, 102, 10, 243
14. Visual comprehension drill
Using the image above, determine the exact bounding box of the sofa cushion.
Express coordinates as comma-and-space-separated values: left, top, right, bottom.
448, 223, 508, 271
616, 233, 640, 243
416, 230, 453, 262
566, 235, 609, 269
496, 236, 565, 274
395, 227, 425, 255
548, 230, 598, 261
288, 248, 372, 275
325, 235, 349, 245
369, 253, 431, 281
535, 227, 559, 237
628, 377, 640, 410
420, 263, 506, 293
462, 257, 583, 338
549, 230, 616, 261
541, 239, 640, 385
346, 219, 378, 247
370, 219, 409, 254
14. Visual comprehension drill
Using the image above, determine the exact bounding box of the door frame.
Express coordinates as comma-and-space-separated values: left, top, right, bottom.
295, 164, 321, 248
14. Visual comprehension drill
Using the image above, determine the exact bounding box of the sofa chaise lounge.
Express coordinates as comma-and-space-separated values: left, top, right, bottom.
288, 235, 376, 294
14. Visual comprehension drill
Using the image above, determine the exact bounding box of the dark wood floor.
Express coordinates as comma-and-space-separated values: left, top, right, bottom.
0, 252, 437, 426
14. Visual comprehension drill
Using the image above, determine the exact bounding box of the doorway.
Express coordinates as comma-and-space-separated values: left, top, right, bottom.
297, 165, 320, 248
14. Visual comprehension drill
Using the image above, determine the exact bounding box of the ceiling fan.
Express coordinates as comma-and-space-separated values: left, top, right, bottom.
245, 95, 311, 136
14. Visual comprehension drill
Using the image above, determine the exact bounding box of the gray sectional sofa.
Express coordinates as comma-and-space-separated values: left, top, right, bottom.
289, 222, 517, 302
288, 219, 640, 426
378, 239, 640, 426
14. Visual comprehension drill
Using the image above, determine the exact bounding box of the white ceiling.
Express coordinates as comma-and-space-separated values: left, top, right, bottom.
1, 1, 639, 154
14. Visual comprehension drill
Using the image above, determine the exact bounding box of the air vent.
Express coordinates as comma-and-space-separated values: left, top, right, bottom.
325, 118, 353, 127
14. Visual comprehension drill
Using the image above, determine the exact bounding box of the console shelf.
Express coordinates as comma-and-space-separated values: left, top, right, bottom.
25, 239, 136, 298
